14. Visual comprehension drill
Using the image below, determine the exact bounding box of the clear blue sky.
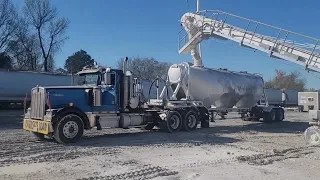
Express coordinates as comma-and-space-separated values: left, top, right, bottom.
14, 0, 320, 89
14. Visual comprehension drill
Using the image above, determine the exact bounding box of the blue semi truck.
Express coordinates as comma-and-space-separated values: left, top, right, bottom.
22, 58, 210, 143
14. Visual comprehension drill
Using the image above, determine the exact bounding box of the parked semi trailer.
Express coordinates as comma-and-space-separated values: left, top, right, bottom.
22, 57, 284, 143
264, 88, 298, 107
0, 70, 73, 105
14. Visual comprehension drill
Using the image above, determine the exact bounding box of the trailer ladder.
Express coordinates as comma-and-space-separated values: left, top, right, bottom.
178, 10, 320, 73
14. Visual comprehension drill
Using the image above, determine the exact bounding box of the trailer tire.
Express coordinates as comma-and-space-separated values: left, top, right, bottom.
263, 109, 276, 123
182, 110, 198, 131
275, 108, 284, 122
53, 114, 84, 144
160, 111, 182, 133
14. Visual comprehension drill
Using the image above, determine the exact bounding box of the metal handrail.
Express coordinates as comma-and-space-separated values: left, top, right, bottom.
178, 10, 320, 66
199, 10, 320, 41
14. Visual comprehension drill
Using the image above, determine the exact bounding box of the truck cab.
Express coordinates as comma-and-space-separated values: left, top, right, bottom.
75, 65, 121, 112
22, 62, 132, 143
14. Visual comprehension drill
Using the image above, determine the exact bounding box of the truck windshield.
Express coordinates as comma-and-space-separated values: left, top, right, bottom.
77, 73, 99, 85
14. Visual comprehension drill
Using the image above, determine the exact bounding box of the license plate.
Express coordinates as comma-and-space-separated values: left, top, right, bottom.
23, 119, 50, 135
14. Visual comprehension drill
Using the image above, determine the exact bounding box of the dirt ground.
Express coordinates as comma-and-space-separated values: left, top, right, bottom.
0, 110, 319, 180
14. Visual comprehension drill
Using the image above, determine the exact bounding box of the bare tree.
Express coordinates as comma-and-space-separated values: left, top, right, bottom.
24, 0, 69, 72
264, 69, 306, 91
0, 0, 18, 52
7, 18, 40, 71
116, 57, 172, 80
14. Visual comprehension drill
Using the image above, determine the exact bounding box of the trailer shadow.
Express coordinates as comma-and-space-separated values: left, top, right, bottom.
211, 120, 309, 134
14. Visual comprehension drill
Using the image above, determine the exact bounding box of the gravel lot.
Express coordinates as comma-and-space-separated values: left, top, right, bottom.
0, 110, 319, 180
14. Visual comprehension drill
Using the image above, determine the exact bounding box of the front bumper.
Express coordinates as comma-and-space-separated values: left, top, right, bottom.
23, 119, 53, 135
23, 108, 54, 135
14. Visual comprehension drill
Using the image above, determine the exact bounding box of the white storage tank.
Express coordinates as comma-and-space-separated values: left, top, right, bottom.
167, 62, 264, 108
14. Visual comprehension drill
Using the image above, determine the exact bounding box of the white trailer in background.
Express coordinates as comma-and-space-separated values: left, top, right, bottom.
264, 88, 298, 107
178, 0, 320, 145
0, 70, 73, 108
0, 69, 167, 107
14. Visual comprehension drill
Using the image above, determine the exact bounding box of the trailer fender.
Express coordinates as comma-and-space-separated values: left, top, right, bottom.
53, 106, 90, 130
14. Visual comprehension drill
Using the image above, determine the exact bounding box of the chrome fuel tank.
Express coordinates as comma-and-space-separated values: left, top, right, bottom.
167, 62, 264, 108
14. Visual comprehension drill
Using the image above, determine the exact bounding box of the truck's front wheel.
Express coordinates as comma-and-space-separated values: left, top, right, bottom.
54, 114, 84, 144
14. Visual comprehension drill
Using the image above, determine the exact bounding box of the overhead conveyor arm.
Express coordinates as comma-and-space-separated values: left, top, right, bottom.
178, 10, 320, 73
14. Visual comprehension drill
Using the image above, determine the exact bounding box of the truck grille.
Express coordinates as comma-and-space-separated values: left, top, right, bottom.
30, 87, 46, 120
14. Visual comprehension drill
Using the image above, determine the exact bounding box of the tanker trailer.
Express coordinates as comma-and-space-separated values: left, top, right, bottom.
0, 70, 73, 105
164, 62, 285, 122
264, 88, 283, 106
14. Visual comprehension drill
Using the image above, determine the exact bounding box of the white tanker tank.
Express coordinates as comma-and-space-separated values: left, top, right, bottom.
0, 70, 73, 103
166, 62, 264, 109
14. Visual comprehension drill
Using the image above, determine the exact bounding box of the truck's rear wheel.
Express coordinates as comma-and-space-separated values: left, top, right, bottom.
54, 114, 84, 144
182, 110, 198, 131
160, 111, 182, 133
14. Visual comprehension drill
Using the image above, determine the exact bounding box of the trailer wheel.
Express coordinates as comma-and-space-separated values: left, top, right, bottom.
263, 109, 276, 123
160, 111, 182, 133
275, 108, 284, 122
182, 110, 199, 131
53, 114, 84, 144
304, 126, 320, 146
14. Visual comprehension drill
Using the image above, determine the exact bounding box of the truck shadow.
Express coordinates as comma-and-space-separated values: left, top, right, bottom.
73, 120, 308, 147
74, 129, 241, 148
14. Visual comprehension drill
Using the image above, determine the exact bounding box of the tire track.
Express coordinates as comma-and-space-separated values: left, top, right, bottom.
77, 165, 179, 180
167, 145, 317, 169
236, 146, 316, 165
0, 147, 120, 167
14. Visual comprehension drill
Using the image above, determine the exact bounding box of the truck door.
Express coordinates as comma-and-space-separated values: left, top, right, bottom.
99, 72, 118, 112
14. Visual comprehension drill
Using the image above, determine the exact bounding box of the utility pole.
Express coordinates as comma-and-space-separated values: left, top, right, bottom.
196, 0, 200, 14
196, 0, 202, 59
